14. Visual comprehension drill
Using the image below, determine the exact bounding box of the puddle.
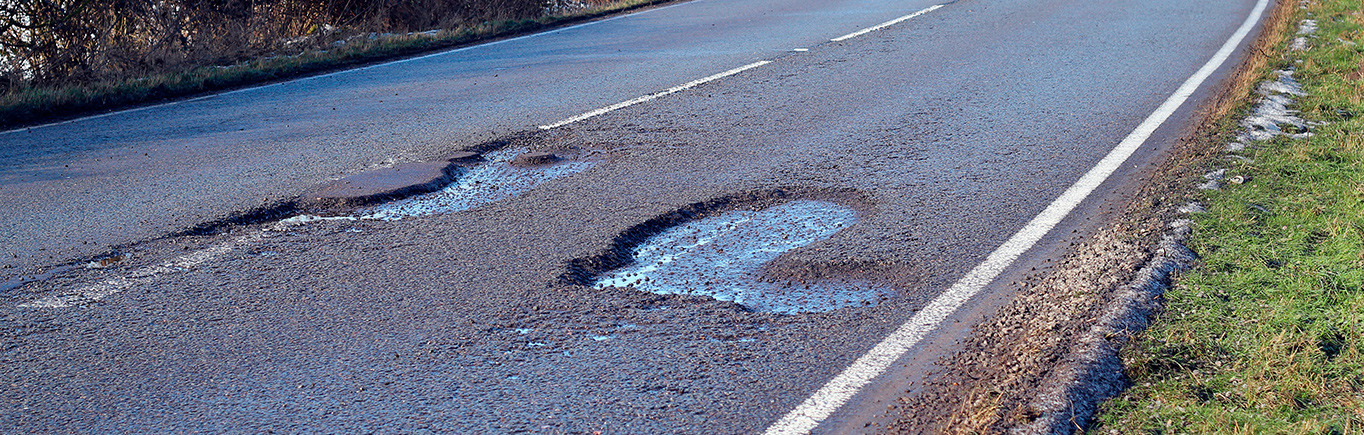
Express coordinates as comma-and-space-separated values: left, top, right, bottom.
363, 148, 594, 221
594, 200, 890, 314
279, 214, 359, 225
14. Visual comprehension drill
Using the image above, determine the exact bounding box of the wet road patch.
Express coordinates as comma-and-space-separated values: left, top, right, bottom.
582, 199, 891, 314
299, 161, 455, 210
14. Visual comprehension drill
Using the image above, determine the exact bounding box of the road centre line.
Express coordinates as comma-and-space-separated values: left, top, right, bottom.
4, 0, 942, 136
830, 4, 944, 42
538, 60, 771, 130
763, 0, 1271, 432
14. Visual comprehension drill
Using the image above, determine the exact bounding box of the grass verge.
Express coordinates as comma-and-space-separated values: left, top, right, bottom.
0, 0, 673, 130
1093, 0, 1364, 433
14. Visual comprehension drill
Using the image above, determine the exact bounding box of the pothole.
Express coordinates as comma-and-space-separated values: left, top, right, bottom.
593, 200, 891, 314
363, 148, 594, 221
18, 147, 591, 308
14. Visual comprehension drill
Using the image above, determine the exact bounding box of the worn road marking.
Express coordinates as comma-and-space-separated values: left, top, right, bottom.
764, 0, 1270, 432
19, 228, 277, 308
830, 4, 944, 42
538, 60, 771, 130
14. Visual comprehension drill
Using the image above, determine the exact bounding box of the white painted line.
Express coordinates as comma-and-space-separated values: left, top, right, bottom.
0, 0, 703, 136
830, 4, 943, 42
19, 220, 306, 308
19, 234, 254, 308
538, 60, 771, 130
763, 0, 1270, 432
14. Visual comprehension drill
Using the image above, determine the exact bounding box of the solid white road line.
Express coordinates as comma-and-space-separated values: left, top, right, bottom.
763, 0, 1271, 432
538, 60, 772, 130
0, 0, 704, 136
831, 4, 944, 42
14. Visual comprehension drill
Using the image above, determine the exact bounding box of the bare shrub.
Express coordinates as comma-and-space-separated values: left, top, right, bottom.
0, 0, 558, 91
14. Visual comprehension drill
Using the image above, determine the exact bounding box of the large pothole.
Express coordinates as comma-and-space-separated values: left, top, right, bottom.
590, 199, 891, 314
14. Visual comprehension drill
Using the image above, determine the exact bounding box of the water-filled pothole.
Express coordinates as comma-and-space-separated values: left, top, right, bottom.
593, 200, 890, 314
364, 148, 594, 220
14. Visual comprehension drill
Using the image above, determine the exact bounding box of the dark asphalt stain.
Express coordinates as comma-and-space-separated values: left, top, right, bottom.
299, 161, 460, 211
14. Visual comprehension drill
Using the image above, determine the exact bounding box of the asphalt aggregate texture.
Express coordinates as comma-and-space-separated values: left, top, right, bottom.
2, 0, 1264, 432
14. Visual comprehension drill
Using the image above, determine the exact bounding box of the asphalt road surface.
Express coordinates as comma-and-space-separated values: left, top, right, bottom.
2, 0, 1266, 432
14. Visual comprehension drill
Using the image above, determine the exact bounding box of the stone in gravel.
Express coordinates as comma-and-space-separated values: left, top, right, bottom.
299, 161, 454, 210
512, 151, 559, 166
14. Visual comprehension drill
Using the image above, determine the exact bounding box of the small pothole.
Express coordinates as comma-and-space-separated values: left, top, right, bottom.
364, 147, 594, 221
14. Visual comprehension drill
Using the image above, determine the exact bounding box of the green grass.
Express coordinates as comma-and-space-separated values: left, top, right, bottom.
0, 0, 671, 129
1093, 1, 1364, 433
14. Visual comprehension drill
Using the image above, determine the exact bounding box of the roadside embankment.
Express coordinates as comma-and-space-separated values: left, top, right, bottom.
1094, 0, 1364, 432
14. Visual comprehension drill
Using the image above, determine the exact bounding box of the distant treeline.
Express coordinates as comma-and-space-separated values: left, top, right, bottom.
0, 0, 561, 90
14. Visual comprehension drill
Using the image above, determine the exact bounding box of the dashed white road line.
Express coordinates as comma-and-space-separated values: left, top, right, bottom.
538, 60, 771, 130
831, 4, 944, 42
539, 3, 947, 130
763, 0, 1270, 432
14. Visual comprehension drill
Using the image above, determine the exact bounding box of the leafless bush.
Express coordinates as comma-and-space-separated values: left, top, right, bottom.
0, 0, 564, 91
